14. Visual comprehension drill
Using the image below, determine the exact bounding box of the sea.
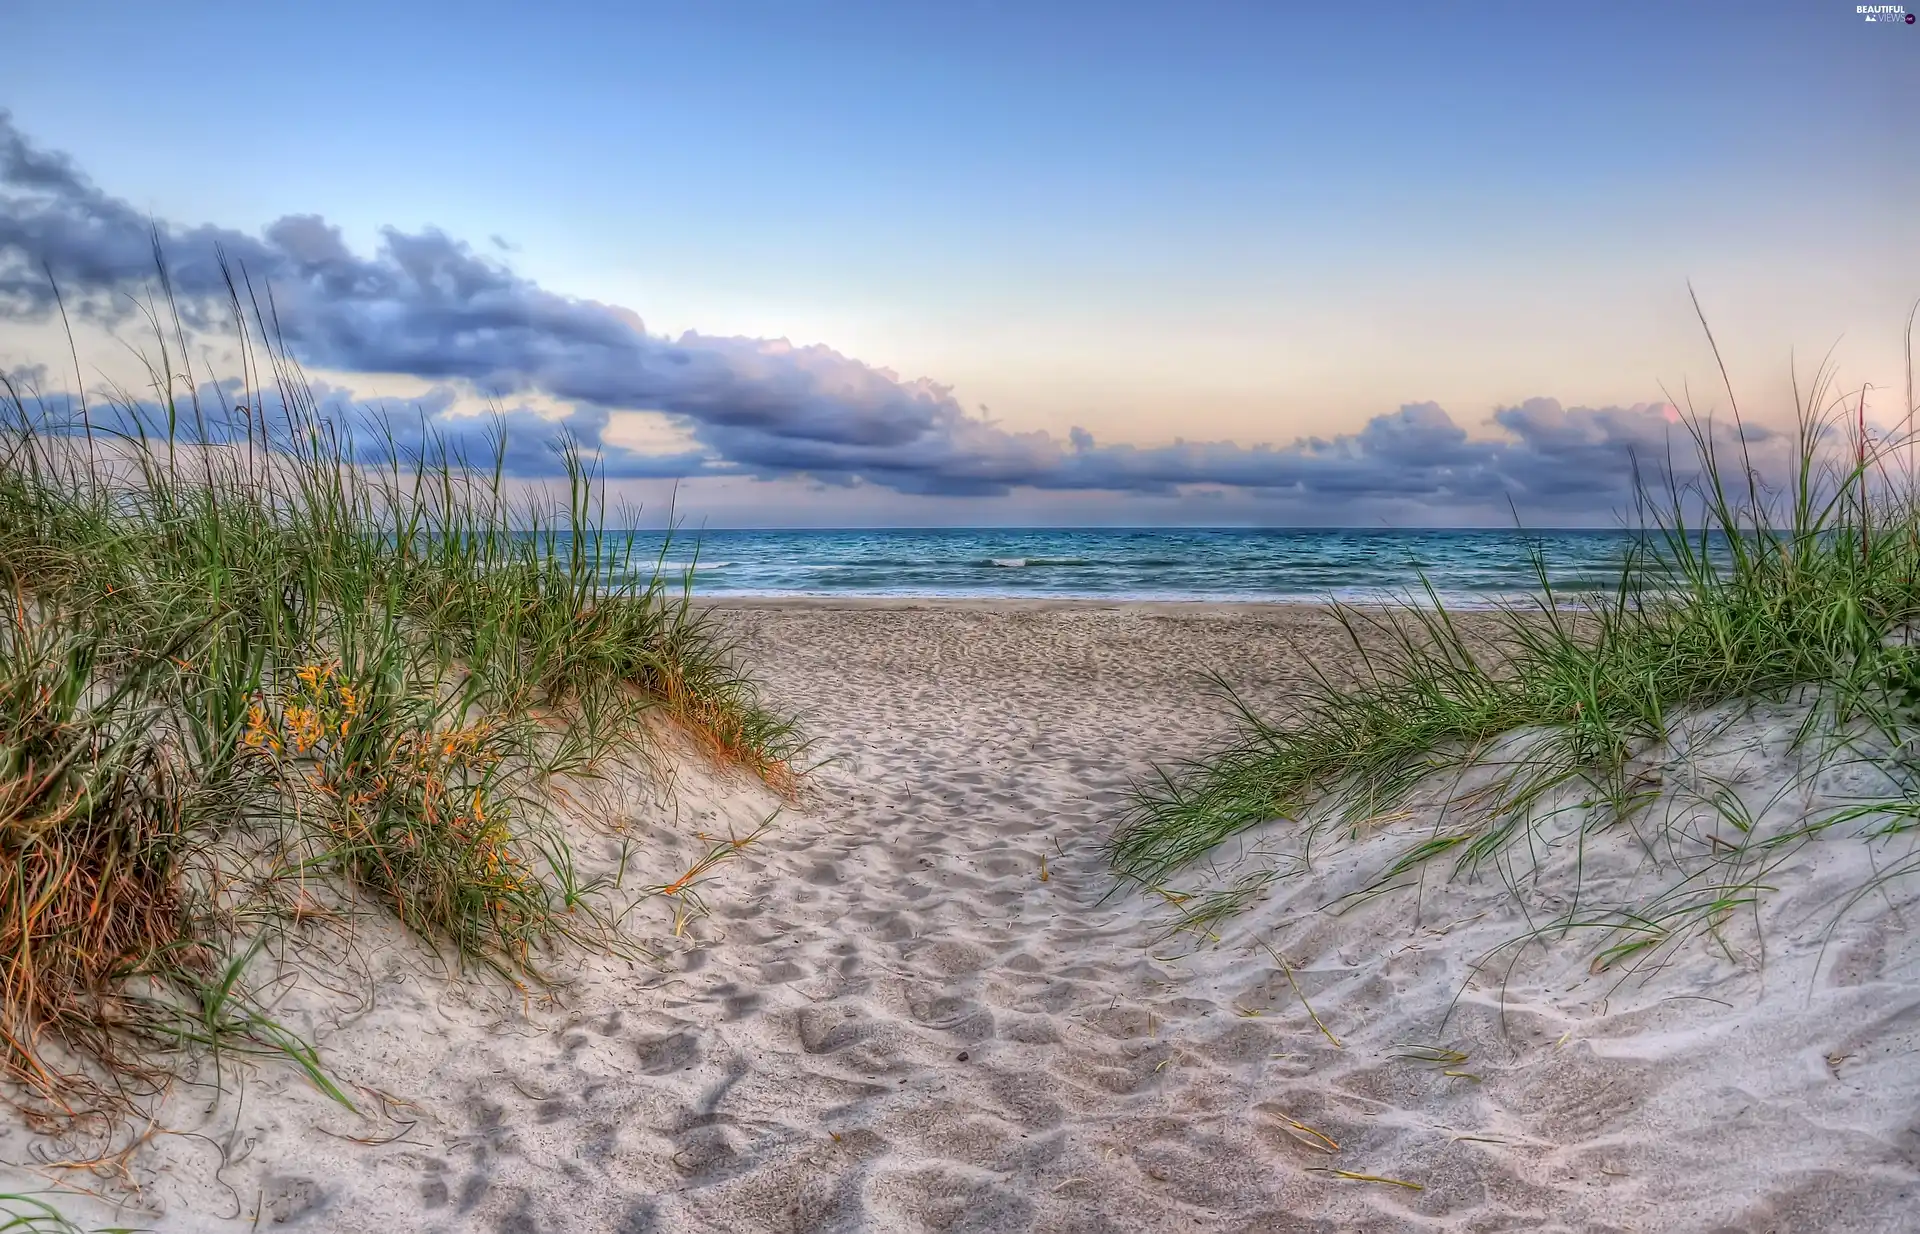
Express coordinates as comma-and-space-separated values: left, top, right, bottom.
610, 528, 1651, 606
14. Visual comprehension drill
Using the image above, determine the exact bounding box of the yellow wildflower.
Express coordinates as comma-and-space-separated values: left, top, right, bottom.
284, 705, 324, 754
243, 703, 282, 753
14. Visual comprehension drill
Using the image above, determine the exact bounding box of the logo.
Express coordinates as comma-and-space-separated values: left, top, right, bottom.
1857, 4, 1914, 21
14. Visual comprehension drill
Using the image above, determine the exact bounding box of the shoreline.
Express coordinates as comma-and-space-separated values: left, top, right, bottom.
698, 594, 1349, 615
693, 593, 1557, 614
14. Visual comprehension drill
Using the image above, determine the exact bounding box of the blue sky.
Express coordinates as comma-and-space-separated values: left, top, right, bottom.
1, 1, 1914, 526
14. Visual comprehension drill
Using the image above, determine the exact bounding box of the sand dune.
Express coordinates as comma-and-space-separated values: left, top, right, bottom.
3, 599, 1916, 1232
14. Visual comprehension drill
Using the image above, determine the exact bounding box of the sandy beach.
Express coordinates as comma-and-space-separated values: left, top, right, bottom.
3, 599, 1916, 1232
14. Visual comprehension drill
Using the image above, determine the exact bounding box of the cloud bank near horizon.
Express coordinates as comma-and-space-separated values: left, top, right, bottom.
0, 113, 1730, 519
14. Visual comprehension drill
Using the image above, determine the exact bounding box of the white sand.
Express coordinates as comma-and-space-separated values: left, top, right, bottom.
3, 599, 1917, 1231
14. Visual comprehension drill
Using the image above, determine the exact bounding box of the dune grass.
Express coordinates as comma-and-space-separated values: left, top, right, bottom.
0, 274, 799, 1121
0, 1192, 134, 1233
1111, 313, 1920, 956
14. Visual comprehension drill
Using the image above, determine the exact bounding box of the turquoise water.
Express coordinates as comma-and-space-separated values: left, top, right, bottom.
607, 528, 1651, 605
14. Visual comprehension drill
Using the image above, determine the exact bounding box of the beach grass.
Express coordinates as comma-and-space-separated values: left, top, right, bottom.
1111, 309, 1920, 958
0, 1191, 134, 1233
0, 271, 798, 1120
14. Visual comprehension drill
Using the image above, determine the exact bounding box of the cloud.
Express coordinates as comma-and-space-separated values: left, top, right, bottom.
0, 113, 1721, 519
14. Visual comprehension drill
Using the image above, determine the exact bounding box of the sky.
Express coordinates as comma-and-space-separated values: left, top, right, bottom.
0, 0, 1914, 527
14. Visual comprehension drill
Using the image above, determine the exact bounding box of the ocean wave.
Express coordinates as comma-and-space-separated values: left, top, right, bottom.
972, 557, 1095, 568
580, 528, 1647, 601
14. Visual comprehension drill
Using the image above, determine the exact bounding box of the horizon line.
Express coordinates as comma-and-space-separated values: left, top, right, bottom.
608, 524, 1649, 534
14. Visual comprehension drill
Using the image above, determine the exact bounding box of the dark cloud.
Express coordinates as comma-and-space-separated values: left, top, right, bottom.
4, 369, 709, 483
298, 380, 701, 478
0, 113, 1723, 518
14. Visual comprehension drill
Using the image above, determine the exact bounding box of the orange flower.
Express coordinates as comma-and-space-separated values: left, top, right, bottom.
284, 705, 324, 754
243, 703, 282, 753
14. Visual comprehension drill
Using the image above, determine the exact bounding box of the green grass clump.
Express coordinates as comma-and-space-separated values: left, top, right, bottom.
0, 1192, 136, 1233
1111, 312, 1920, 935
0, 270, 798, 1119
0, 605, 208, 1109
